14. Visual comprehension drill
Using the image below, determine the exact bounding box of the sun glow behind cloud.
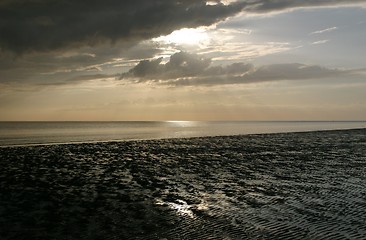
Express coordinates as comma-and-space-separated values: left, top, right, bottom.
153, 28, 209, 46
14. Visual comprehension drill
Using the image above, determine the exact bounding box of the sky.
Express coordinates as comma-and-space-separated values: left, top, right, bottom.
0, 0, 366, 121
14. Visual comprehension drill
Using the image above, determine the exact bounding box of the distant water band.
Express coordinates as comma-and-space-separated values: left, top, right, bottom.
0, 121, 365, 146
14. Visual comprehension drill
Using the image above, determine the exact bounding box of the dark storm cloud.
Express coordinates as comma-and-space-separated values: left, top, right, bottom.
0, 0, 249, 53
1, 0, 364, 54
246, 0, 365, 13
120, 52, 356, 86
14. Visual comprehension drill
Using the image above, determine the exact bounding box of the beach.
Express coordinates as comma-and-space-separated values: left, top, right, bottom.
1, 128, 366, 239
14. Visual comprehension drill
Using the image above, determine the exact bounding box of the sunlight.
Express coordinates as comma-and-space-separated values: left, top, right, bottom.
155, 199, 195, 219
166, 121, 198, 127
153, 28, 209, 46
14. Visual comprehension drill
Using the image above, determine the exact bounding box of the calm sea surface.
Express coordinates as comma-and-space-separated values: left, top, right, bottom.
0, 121, 365, 146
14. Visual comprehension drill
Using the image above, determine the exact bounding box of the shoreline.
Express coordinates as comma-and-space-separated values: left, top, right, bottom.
1, 127, 365, 148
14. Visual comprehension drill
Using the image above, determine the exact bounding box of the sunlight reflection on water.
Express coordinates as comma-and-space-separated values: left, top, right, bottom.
165, 121, 201, 127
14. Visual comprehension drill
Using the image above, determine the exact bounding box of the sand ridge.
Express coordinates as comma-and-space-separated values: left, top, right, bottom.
0, 129, 366, 239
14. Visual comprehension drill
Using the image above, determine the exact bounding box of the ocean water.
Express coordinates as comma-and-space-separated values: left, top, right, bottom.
0, 121, 365, 146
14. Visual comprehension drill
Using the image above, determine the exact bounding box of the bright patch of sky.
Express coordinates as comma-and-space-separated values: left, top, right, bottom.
149, 6, 366, 71
217, 6, 366, 68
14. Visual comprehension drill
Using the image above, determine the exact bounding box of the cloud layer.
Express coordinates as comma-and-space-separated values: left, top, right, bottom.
0, 0, 248, 53
1, 0, 364, 53
120, 52, 354, 86
244, 0, 365, 13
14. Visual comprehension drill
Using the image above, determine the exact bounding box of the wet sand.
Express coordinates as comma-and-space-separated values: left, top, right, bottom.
1, 129, 366, 239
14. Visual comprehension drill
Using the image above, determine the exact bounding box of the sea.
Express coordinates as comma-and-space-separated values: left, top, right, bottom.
0, 121, 365, 147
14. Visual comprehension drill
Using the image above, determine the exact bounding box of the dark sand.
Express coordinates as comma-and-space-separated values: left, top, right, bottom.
1, 129, 366, 239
